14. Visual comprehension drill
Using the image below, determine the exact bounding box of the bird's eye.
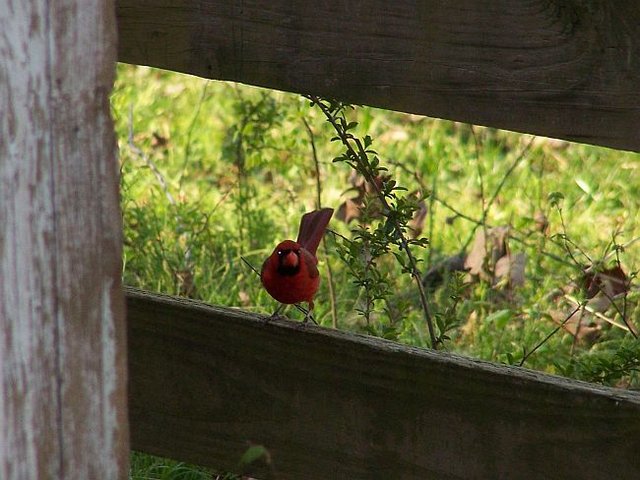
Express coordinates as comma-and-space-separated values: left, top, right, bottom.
277, 250, 283, 256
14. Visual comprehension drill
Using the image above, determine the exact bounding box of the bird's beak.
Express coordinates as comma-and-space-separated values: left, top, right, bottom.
281, 250, 299, 268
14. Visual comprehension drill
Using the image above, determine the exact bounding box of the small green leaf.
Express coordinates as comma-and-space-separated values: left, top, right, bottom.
547, 191, 564, 207
484, 309, 512, 329
239, 445, 268, 467
575, 178, 592, 196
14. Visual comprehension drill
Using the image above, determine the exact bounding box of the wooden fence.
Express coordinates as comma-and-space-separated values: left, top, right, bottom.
128, 288, 640, 479
2, 1, 127, 478
116, 0, 640, 152
3, 1, 640, 479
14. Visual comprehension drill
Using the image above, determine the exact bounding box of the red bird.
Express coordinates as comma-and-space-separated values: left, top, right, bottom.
261, 208, 334, 321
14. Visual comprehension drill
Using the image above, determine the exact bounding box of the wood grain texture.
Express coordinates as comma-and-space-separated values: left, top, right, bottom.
127, 288, 640, 480
116, 0, 640, 152
0, 1, 128, 478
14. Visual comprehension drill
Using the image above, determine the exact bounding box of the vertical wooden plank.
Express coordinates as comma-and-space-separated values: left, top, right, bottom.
0, 0, 128, 478
1, 1, 59, 476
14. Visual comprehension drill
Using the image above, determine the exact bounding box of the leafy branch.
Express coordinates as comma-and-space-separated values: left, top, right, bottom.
306, 96, 438, 348
302, 116, 339, 328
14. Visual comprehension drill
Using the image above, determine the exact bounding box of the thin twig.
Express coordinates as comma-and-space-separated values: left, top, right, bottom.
179, 80, 210, 189
461, 136, 535, 252
303, 116, 338, 328
427, 174, 437, 268
307, 95, 438, 348
128, 104, 200, 294
556, 206, 592, 266
432, 194, 578, 269
564, 294, 636, 334
583, 236, 640, 273
572, 274, 639, 339
390, 157, 578, 270
128, 104, 176, 206
613, 234, 630, 333
470, 126, 492, 282
519, 304, 582, 367
555, 221, 637, 338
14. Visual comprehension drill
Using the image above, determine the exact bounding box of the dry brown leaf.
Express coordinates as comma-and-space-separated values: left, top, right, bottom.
408, 199, 427, 238
151, 131, 169, 149
495, 252, 527, 287
176, 268, 196, 298
464, 226, 509, 279
335, 197, 363, 224
238, 290, 251, 307
422, 252, 468, 289
464, 230, 489, 277
461, 310, 479, 338
533, 210, 549, 234
335, 174, 390, 224
463, 226, 527, 290
584, 294, 614, 313
582, 265, 628, 299
549, 308, 601, 344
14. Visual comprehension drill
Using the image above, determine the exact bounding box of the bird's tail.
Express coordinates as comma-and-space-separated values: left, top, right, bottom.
296, 208, 334, 255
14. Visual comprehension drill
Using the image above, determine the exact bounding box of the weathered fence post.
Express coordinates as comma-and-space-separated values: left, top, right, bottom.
0, 0, 128, 478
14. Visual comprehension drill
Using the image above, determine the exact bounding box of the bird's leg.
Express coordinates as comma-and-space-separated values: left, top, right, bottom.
302, 300, 318, 325
266, 303, 287, 322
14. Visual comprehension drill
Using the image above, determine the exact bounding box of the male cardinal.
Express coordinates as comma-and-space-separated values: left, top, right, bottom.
261, 208, 334, 321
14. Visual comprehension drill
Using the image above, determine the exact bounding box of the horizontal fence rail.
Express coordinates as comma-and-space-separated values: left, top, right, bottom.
116, 0, 640, 152
127, 288, 640, 479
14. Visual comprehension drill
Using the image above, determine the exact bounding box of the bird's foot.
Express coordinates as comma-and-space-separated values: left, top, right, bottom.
270, 312, 287, 320
263, 304, 287, 324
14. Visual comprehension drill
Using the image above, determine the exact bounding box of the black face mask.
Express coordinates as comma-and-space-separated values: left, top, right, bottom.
277, 248, 301, 276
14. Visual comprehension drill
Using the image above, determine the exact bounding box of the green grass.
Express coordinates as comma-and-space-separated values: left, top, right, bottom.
113, 63, 640, 478
129, 452, 216, 480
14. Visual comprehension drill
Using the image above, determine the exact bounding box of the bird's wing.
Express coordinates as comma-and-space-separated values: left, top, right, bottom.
301, 248, 320, 278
